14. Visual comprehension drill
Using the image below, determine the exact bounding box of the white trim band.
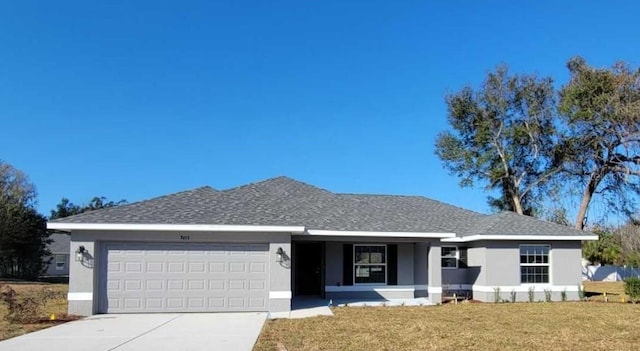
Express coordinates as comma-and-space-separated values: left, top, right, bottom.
442, 284, 580, 293
473, 285, 580, 293
305, 230, 455, 238
427, 286, 443, 294
269, 291, 292, 299
47, 223, 306, 234
325, 285, 417, 292
68, 292, 93, 301
442, 234, 598, 242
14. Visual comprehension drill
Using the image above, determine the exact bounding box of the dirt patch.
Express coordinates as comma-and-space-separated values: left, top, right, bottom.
0, 282, 69, 341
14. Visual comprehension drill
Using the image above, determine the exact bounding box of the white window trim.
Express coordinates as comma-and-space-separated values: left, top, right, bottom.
441, 245, 459, 269
353, 244, 387, 285
519, 244, 551, 284
55, 254, 66, 271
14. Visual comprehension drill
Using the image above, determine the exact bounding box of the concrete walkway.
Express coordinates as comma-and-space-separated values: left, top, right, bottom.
0, 313, 267, 351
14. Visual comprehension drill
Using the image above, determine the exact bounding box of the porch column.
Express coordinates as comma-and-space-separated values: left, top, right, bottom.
427, 243, 442, 303
268, 234, 292, 313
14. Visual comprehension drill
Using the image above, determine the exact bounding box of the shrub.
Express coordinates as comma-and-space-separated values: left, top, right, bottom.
624, 277, 640, 304
510, 290, 516, 303
578, 285, 585, 300
561, 289, 567, 302
493, 287, 501, 303
528, 286, 535, 302
544, 289, 552, 302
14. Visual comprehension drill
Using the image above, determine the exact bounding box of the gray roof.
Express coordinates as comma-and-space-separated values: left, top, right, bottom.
48, 233, 70, 254
51, 176, 586, 236
462, 211, 587, 236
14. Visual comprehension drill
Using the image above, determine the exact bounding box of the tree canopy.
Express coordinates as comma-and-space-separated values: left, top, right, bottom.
436, 57, 640, 230
558, 57, 640, 229
0, 160, 49, 279
50, 196, 127, 220
435, 66, 557, 216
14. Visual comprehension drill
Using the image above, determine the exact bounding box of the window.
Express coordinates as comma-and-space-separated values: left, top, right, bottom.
55, 255, 66, 271
441, 246, 458, 268
354, 245, 386, 284
458, 247, 468, 268
520, 245, 550, 283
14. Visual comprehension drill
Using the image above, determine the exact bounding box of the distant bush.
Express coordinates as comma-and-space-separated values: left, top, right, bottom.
528, 286, 535, 303
544, 289, 552, 302
510, 290, 516, 303
624, 277, 640, 304
561, 289, 567, 302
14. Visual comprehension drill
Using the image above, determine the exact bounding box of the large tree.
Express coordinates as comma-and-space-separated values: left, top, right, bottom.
558, 57, 640, 230
0, 160, 49, 279
435, 66, 557, 215
50, 196, 127, 220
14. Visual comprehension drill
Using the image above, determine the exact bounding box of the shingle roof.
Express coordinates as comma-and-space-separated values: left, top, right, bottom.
462, 211, 587, 236
48, 233, 70, 254
50, 176, 586, 236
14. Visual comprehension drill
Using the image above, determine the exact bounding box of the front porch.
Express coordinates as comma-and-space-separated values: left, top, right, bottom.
290, 238, 443, 305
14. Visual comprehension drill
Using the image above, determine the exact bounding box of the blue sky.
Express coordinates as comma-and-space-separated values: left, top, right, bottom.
1, 1, 639, 219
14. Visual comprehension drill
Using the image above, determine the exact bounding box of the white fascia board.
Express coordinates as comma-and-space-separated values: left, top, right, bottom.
442, 234, 599, 243
303, 230, 456, 238
46, 222, 306, 233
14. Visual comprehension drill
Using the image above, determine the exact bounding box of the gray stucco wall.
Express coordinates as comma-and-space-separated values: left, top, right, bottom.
463, 240, 584, 302
550, 241, 583, 287
481, 240, 583, 287
426, 243, 442, 303
397, 243, 414, 285
68, 230, 292, 316
325, 242, 343, 287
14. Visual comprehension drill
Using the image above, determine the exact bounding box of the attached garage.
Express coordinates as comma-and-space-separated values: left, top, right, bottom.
100, 242, 269, 313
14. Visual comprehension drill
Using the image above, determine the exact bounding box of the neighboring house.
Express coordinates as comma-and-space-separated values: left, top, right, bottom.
46, 177, 597, 316
43, 233, 70, 276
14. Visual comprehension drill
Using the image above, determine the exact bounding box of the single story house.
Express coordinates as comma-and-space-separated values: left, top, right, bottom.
43, 233, 70, 277
47, 177, 597, 316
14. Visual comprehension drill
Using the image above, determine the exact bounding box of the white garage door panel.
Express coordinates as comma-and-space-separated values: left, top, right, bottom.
102, 243, 269, 313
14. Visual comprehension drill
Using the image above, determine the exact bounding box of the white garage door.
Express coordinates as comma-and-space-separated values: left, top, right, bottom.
101, 242, 269, 313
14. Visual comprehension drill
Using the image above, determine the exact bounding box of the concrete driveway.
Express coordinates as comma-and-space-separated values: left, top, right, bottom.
0, 313, 267, 351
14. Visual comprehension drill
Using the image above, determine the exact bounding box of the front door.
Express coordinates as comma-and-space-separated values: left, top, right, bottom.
294, 242, 323, 296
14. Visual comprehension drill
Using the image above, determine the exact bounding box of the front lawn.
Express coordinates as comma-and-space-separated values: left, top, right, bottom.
0, 281, 70, 341
255, 303, 640, 350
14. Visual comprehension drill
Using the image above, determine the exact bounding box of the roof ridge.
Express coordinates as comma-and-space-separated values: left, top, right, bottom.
221, 176, 334, 194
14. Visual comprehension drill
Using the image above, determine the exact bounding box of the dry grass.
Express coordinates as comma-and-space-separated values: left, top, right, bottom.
255, 303, 640, 351
0, 282, 70, 341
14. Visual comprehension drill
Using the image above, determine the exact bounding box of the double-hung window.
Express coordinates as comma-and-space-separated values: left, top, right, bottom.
442, 246, 468, 269
55, 254, 66, 271
442, 246, 459, 268
354, 245, 386, 284
520, 245, 550, 283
